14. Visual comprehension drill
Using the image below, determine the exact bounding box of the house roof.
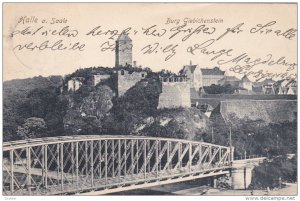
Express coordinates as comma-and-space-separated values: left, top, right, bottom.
201, 67, 225, 75
263, 78, 276, 85
179, 64, 198, 75
219, 76, 240, 82
117, 33, 132, 41
241, 75, 251, 82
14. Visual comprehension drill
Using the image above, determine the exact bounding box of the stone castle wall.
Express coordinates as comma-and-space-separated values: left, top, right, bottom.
117, 70, 147, 96
210, 100, 297, 124
157, 82, 191, 109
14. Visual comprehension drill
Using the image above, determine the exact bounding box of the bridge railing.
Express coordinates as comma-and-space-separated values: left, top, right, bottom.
3, 135, 231, 195
234, 154, 266, 161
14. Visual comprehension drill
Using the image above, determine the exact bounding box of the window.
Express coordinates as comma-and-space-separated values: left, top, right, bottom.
141, 73, 144, 77
121, 70, 125, 75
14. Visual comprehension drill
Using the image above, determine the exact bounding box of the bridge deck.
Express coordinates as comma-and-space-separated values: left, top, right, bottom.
5, 165, 230, 195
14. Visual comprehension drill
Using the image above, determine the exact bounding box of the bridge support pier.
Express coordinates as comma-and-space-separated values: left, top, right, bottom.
230, 157, 266, 190
231, 166, 254, 190
208, 176, 217, 188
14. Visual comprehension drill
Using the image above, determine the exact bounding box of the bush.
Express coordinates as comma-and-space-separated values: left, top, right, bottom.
251, 156, 297, 189
16, 117, 47, 139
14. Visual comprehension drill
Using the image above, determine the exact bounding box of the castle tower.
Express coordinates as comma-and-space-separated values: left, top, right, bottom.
115, 33, 132, 67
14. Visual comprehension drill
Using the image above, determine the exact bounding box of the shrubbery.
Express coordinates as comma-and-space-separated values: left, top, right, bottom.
250, 156, 297, 189
204, 115, 297, 157
203, 84, 237, 94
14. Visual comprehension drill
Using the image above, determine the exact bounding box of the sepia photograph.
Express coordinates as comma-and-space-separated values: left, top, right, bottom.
2, 2, 298, 199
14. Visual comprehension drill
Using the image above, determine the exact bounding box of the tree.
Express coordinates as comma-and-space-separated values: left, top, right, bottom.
3, 76, 63, 141
203, 84, 237, 94
209, 113, 297, 157
251, 156, 297, 189
203, 84, 223, 94
16, 117, 47, 139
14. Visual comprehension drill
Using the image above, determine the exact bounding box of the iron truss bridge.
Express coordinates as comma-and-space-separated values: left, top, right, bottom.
3, 135, 232, 195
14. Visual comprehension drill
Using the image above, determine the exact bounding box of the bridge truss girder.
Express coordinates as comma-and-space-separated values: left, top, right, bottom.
3, 135, 231, 195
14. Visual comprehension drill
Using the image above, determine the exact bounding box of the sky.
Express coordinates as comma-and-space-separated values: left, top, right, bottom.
3, 3, 297, 81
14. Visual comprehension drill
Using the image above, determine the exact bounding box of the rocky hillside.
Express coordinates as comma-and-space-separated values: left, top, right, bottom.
101, 77, 209, 141
134, 107, 211, 141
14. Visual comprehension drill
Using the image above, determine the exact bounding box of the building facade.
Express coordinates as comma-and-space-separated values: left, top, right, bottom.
239, 75, 252, 91
179, 61, 203, 91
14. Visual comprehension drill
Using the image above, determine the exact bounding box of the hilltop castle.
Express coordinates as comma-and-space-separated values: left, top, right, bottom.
66, 33, 147, 97
66, 33, 297, 109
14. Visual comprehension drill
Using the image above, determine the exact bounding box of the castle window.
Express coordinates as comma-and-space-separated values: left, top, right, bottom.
141, 73, 144, 78
121, 70, 125, 75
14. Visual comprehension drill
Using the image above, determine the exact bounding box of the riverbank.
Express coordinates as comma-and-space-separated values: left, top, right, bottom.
110, 181, 297, 196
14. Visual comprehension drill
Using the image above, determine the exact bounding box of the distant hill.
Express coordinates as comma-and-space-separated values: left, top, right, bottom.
3, 76, 63, 141
4, 75, 63, 96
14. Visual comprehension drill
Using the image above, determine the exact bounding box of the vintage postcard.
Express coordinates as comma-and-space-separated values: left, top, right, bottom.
2, 2, 297, 198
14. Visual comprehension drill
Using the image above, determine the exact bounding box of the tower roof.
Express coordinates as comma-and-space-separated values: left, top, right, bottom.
117, 33, 132, 41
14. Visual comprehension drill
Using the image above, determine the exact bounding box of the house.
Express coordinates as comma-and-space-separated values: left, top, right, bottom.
252, 79, 276, 95
179, 61, 202, 91
239, 75, 252, 91
275, 79, 297, 95
218, 76, 240, 88
201, 67, 225, 86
